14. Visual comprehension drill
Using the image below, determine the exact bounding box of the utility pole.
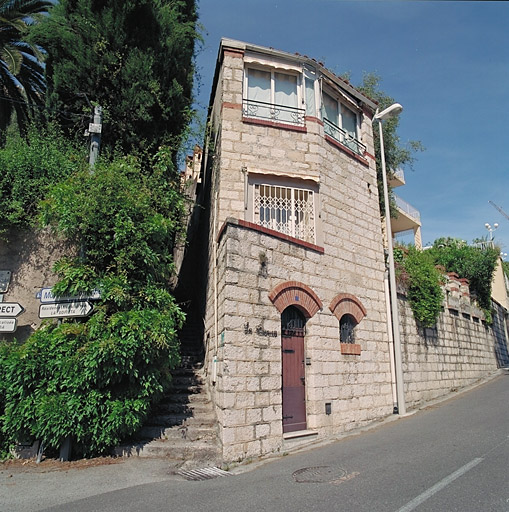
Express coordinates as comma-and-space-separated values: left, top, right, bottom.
88, 105, 102, 169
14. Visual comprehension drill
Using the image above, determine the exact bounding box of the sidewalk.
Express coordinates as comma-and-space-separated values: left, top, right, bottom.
1, 456, 180, 512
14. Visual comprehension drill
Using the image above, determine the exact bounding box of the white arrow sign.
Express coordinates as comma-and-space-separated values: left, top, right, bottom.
39, 301, 93, 319
0, 318, 17, 332
38, 287, 101, 304
0, 303, 24, 317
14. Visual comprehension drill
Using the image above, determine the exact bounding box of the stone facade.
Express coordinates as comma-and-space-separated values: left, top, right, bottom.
194, 39, 393, 462
183, 38, 507, 464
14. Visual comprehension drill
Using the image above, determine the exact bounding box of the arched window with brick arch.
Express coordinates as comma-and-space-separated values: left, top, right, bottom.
329, 293, 366, 355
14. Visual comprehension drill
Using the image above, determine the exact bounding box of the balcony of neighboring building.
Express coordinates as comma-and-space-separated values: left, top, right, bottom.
391, 194, 422, 249
388, 168, 405, 189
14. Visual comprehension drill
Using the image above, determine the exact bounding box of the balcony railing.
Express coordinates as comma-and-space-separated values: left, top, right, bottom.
323, 118, 366, 156
242, 99, 305, 127
392, 168, 405, 181
394, 195, 421, 222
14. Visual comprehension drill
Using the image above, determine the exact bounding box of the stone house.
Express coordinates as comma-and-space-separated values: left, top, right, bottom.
175, 38, 399, 462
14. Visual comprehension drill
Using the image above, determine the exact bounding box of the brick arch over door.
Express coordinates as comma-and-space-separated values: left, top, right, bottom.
329, 293, 367, 323
268, 281, 323, 318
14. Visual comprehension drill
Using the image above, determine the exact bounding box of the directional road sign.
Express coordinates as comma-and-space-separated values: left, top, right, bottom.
37, 287, 101, 304
39, 301, 93, 319
0, 303, 24, 317
0, 318, 17, 332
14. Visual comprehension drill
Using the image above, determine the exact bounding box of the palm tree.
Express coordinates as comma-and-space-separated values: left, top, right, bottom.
0, 0, 52, 139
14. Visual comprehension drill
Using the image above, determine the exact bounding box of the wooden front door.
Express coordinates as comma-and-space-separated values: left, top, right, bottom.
281, 307, 306, 433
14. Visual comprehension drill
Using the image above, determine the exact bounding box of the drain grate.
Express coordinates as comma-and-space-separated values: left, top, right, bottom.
292, 466, 347, 483
178, 467, 232, 481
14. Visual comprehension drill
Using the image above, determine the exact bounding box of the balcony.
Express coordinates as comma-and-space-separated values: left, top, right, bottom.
391, 193, 420, 240
242, 99, 305, 127
389, 168, 405, 188
323, 118, 366, 156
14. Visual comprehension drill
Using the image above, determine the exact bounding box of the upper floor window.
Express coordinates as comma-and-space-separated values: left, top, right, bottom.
243, 67, 305, 127
322, 92, 365, 155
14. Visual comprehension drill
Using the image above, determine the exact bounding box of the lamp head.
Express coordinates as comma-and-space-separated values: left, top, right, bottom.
374, 103, 403, 121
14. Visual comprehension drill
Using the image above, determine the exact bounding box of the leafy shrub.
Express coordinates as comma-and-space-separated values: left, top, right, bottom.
396, 238, 499, 327
0, 124, 83, 231
1, 150, 186, 456
1, 294, 183, 456
428, 238, 499, 311
402, 246, 444, 328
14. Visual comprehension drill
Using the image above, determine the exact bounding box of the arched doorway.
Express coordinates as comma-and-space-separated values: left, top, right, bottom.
281, 306, 307, 433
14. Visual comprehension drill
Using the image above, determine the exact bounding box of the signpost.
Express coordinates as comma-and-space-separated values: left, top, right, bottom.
0, 302, 24, 317
37, 287, 101, 304
0, 271, 11, 293
39, 301, 93, 319
0, 318, 17, 333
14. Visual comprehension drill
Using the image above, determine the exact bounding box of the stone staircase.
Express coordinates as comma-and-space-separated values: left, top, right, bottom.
115, 324, 222, 469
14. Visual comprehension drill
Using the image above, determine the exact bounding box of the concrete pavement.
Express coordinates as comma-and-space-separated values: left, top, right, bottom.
1, 371, 507, 512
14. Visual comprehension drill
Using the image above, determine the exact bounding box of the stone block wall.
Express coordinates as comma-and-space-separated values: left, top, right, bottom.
210, 221, 393, 462
399, 286, 505, 408
0, 228, 69, 342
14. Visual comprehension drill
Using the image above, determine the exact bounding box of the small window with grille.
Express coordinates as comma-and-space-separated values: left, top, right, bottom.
340, 314, 357, 344
253, 182, 316, 244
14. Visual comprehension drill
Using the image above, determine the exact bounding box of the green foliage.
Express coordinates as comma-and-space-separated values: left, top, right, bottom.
428, 239, 499, 311
30, 0, 198, 156
40, 151, 185, 284
1, 151, 186, 456
0, 0, 52, 141
0, 124, 84, 231
502, 261, 509, 280
400, 246, 444, 328
356, 73, 424, 218
396, 239, 499, 327
1, 295, 183, 456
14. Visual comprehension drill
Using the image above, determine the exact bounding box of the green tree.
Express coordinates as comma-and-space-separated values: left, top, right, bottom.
30, 0, 198, 156
357, 73, 424, 218
0, 0, 52, 141
0, 123, 83, 231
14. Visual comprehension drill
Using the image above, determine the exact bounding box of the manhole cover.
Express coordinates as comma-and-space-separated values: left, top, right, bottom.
177, 467, 232, 481
292, 466, 347, 483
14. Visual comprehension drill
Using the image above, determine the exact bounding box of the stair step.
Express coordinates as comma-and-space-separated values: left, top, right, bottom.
162, 392, 210, 405
145, 412, 216, 427
114, 438, 221, 461
138, 424, 217, 441
154, 401, 213, 415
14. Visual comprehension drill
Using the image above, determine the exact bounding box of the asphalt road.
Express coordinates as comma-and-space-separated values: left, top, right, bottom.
3, 373, 508, 512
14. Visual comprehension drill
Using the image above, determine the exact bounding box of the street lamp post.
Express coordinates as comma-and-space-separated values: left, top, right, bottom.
485, 222, 498, 244
374, 103, 406, 416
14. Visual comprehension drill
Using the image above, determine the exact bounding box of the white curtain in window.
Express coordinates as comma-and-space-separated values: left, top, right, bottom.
274, 72, 297, 108
247, 69, 271, 103
342, 106, 357, 138
322, 93, 339, 125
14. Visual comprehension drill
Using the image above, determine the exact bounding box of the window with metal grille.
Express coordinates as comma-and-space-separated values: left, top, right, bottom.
254, 183, 315, 243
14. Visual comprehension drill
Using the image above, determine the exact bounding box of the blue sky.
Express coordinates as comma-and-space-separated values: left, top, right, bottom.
194, 0, 509, 254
